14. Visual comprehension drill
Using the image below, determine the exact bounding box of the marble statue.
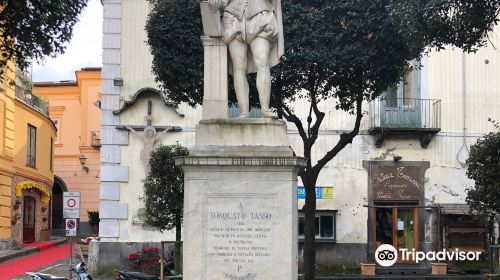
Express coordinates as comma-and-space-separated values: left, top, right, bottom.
208, 0, 284, 119
126, 125, 171, 171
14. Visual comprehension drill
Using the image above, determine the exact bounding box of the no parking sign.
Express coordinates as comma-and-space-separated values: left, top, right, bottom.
65, 218, 77, 237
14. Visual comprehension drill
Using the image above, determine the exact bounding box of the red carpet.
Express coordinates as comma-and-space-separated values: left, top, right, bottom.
0, 243, 73, 280
22, 241, 57, 251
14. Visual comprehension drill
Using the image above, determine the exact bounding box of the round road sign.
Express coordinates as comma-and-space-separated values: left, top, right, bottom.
67, 219, 76, 229
67, 198, 76, 208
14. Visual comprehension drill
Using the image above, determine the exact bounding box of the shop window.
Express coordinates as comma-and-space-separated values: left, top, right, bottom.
440, 207, 486, 252
298, 211, 337, 241
26, 124, 36, 168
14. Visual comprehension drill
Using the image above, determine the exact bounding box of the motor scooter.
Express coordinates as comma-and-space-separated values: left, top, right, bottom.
26, 262, 93, 280
117, 253, 176, 280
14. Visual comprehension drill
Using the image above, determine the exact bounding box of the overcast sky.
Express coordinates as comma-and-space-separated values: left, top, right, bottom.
32, 0, 103, 82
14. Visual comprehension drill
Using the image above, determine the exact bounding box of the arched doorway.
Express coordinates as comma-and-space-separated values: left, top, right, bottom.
51, 176, 67, 231
23, 196, 36, 243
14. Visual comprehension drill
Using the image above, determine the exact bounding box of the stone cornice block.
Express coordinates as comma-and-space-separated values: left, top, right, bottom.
195, 118, 289, 146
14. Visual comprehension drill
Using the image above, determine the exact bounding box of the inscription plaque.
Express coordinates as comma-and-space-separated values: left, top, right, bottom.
203, 194, 276, 280
371, 165, 421, 201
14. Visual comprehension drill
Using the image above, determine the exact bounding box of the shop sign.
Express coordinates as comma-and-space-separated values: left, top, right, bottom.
371, 165, 420, 201
297, 186, 333, 199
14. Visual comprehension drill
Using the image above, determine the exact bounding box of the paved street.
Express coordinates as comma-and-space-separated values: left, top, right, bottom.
12, 257, 115, 280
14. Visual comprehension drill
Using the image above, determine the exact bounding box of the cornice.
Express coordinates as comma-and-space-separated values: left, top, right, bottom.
113, 87, 185, 117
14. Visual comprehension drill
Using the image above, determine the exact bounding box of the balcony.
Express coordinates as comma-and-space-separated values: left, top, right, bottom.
15, 91, 49, 116
368, 98, 441, 148
91, 131, 101, 147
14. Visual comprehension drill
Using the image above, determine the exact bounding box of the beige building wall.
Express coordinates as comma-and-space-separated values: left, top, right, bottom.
0, 60, 16, 240
34, 68, 102, 222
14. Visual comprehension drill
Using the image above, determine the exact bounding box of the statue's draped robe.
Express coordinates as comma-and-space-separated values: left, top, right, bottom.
222, 0, 284, 74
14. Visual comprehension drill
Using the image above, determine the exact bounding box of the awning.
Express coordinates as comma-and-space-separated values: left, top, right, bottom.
15, 181, 51, 204
438, 203, 472, 215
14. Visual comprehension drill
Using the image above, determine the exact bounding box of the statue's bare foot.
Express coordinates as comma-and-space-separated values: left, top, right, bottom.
237, 113, 250, 119
262, 109, 278, 119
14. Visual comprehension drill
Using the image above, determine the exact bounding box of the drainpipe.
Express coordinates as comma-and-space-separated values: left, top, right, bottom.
457, 51, 469, 167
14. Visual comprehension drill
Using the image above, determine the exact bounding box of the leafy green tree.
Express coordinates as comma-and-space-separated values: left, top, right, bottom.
142, 143, 189, 273
146, 1, 499, 278
466, 119, 500, 245
0, 0, 88, 71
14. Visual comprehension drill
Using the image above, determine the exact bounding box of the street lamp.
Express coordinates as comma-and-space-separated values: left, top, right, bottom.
79, 154, 89, 173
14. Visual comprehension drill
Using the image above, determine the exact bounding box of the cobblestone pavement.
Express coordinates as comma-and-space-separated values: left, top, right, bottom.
12, 257, 115, 280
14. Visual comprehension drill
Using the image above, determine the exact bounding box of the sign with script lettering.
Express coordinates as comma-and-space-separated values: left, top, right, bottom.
203, 194, 276, 279
371, 165, 421, 201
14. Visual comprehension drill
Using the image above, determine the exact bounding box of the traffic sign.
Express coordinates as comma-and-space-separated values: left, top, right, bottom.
63, 192, 80, 219
65, 218, 77, 237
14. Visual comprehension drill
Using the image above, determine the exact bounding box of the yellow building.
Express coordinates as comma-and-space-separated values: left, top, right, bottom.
33, 68, 101, 235
0, 63, 56, 245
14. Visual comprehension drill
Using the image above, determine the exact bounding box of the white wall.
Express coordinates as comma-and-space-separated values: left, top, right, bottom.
113, 0, 500, 243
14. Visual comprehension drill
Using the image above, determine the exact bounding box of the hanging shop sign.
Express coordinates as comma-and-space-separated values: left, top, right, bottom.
371, 165, 421, 201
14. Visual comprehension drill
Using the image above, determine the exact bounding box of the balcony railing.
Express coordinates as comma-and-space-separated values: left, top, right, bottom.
91, 131, 101, 147
369, 98, 441, 148
370, 98, 441, 129
15, 91, 49, 116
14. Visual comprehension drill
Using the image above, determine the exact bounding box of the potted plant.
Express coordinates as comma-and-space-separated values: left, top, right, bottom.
128, 253, 140, 271
360, 262, 376, 276
87, 210, 100, 235
361, 248, 377, 276
431, 262, 448, 275
141, 248, 161, 275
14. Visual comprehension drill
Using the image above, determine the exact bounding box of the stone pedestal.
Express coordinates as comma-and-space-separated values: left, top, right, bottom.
176, 119, 305, 280
201, 36, 228, 119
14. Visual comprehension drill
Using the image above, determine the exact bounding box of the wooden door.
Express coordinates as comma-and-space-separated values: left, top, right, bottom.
23, 197, 36, 243
381, 68, 421, 128
393, 207, 419, 262
374, 206, 419, 263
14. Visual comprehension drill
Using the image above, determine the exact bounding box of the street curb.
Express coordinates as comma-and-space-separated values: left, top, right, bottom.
0, 246, 38, 263
0, 237, 67, 264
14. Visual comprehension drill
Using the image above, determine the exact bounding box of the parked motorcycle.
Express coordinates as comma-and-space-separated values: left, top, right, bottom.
26, 262, 93, 280
116, 270, 160, 280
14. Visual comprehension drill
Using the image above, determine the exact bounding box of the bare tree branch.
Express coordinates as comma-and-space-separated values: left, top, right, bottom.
312, 94, 363, 176
277, 103, 308, 142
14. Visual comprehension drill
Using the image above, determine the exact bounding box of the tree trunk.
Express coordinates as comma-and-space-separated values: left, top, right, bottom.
174, 216, 182, 275
303, 179, 317, 280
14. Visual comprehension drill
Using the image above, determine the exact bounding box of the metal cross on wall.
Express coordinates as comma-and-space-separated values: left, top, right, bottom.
145, 100, 153, 126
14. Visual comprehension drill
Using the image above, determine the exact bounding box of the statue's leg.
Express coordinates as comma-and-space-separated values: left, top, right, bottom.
228, 39, 250, 118
250, 37, 276, 119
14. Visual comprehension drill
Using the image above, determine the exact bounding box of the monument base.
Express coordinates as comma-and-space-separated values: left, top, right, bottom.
176, 119, 305, 280
177, 153, 304, 280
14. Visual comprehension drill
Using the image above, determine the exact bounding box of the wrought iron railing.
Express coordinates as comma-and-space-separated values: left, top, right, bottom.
369, 98, 441, 129
91, 131, 101, 147
228, 105, 262, 118
15, 90, 49, 116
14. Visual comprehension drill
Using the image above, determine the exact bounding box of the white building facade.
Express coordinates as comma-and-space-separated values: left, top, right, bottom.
98, 0, 500, 272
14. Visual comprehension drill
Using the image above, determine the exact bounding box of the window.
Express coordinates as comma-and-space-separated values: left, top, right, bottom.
52, 119, 59, 144
26, 124, 36, 167
50, 138, 53, 171
298, 211, 337, 241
